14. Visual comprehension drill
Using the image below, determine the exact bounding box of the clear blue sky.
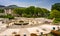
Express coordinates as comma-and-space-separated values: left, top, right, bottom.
0, 0, 60, 10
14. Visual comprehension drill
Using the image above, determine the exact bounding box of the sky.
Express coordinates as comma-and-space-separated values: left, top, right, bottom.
0, 0, 60, 10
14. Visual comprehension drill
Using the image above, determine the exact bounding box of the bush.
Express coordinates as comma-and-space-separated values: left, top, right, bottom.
0, 14, 14, 19
0, 9, 4, 13
22, 14, 32, 18
6, 14, 14, 19
53, 18, 60, 23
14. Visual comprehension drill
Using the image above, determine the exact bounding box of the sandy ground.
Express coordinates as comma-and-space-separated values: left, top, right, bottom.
0, 24, 59, 36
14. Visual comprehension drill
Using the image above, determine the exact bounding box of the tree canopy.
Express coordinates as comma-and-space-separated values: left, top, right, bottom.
50, 10, 60, 18
13, 6, 50, 18
50, 3, 60, 23
51, 3, 60, 11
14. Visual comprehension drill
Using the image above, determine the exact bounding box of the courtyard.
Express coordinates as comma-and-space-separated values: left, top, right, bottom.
0, 18, 60, 36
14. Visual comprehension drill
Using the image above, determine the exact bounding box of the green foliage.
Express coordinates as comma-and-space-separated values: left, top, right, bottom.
0, 14, 14, 19
41, 8, 50, 17
25, 6, 35, 16
51, 3, 60, 11
13, 8, 25, 16
50, 3, 60, 23
53, 18, 60, 23
35, 7, 43, 17
13, 6, 50, 18
6, 14, 14, 19
50, 10, 60, 18
0, 9, 4, 13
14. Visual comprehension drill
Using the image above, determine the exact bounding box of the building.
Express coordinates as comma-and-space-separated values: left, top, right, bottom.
0, 5, 19, 15
4, 7, 13, 15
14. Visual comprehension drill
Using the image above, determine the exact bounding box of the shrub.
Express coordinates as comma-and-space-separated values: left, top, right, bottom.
53, 18, 60, 23
0, 14, 14, 19
6, 14, 14, 19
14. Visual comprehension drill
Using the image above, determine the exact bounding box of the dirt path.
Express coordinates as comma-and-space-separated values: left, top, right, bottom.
20, 28, 30, 36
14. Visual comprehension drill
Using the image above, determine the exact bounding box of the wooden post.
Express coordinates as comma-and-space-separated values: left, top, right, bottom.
40, 32, 43, 36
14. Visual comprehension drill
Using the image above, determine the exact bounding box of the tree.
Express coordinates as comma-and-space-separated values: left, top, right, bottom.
35, 8, 50, 17
35, 7, 43, 17
13, 6, 50, 18
24, 6, 35, 17
13, 8, 25, 16
51, 3, 60, 11
25, 6, 35, 16
41, 8, 50, 17
50, 10, 60, 18
50, 3, 60, 23
50, 10, 60, 23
